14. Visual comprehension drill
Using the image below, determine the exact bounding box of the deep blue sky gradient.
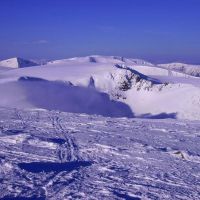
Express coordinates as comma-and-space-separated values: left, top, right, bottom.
0, 0, 200, 63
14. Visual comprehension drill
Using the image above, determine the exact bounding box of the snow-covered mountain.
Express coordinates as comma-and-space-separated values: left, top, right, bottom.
0, 57, 39, 68
48, 55, 153, 66
158, 62, 200, 77
0, 55, 200, 120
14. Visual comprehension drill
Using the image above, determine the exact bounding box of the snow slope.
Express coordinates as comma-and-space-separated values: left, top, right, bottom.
0, 55, 200, 120
0, 66, 11, 72
0, 77, 133, 118
0, 107, 199, 199
0, 57, 39, 68
159, 62, 200, 77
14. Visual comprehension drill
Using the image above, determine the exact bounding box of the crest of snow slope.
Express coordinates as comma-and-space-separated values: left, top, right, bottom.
0, 55, 200, 120
0, 57, 39, 68
48, 55, 153, 66
0, 55, 188, 84
158, 62, 200, 77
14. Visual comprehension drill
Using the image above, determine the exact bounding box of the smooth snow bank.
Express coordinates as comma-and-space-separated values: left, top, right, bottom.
130, 64, 192, 78
126, 83, 200, 120
0, 61, 116, 83
150, 75, 200, 87
0, 57, 39, 68
159, 62, 200, 77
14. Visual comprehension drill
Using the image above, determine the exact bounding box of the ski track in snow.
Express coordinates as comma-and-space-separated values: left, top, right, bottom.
0, 108, 200, 199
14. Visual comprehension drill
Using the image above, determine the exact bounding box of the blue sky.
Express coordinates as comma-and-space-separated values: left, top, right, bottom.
0, 0, 200, 63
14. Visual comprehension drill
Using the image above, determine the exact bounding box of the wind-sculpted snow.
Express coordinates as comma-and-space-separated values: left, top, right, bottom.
0, 77, 133, 118
0, 108, 200, 199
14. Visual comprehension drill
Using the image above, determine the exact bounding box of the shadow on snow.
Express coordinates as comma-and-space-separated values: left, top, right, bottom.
18, 160, 92, 173
18, 76, 134, 118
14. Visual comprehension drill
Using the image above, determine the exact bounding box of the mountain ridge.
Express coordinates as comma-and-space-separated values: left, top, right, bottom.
0, 57, 39, 68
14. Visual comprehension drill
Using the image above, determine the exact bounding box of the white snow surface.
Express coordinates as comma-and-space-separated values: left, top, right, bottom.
0, 107, 199, 199
159, 62, 200, 77
0, 55, 200, 120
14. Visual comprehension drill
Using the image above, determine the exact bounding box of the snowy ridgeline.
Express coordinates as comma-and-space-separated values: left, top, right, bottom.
0, 55, 200, 120
0, 107, 200, 199
1, 55, 200, 76
158, 62, 200, 77
0, 57, 39, 68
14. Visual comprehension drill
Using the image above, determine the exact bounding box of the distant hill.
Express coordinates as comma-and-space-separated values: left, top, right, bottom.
0, 57, 39, 68
158, 62, 200, 77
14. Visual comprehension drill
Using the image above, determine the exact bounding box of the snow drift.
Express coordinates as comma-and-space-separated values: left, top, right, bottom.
0, 76, 133, 118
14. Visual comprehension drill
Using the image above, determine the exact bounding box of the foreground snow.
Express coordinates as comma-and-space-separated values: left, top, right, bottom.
0, 107, 199, 199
